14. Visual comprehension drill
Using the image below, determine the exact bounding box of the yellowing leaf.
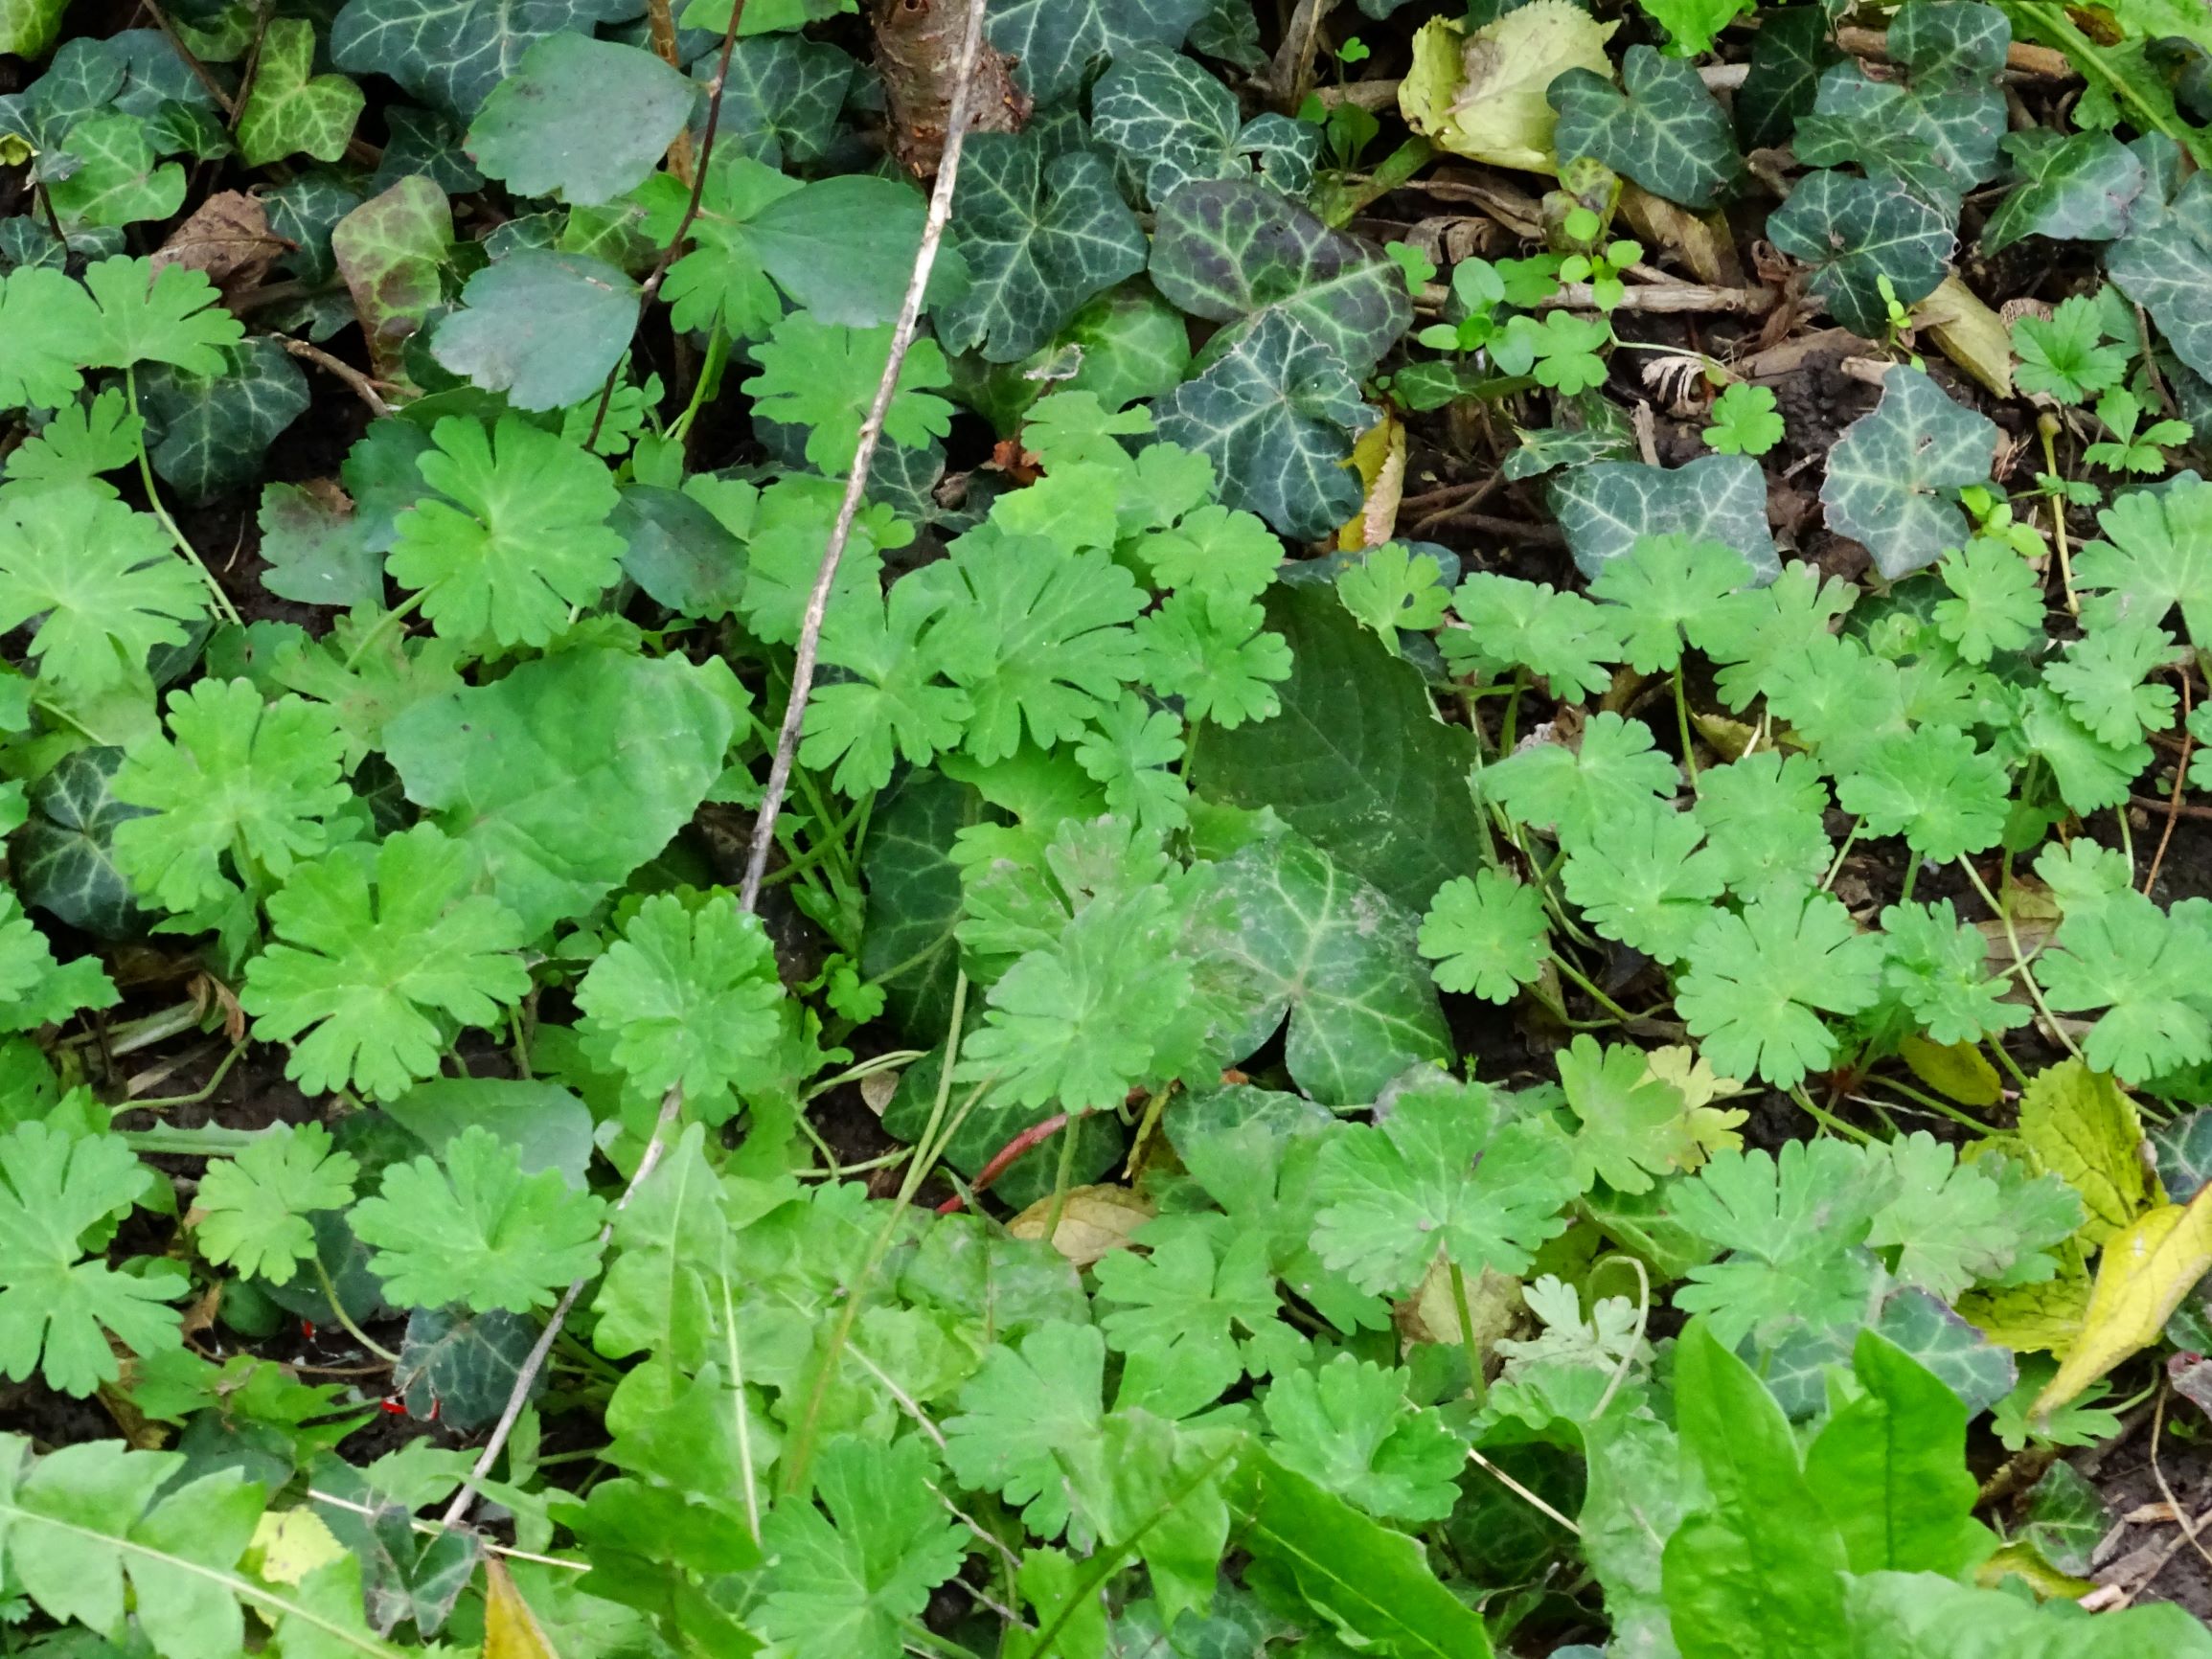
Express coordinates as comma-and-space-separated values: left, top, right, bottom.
1337, 411, 1406, 553
2033, 1191, 2212, 1416
1955, 1271, 2090, 1353
247, 1508, 348, 1585
1402, 1258, 1521, 1349
1008, 1185, 1152, 1266
2017, 1059, 2149, 1246
1912, 275, 2014, 398
1900, 1034, 2001, 1108
1977, 1540, 2095, 1601
1399, 6, 1618, 175
485, 1557, 560, 1659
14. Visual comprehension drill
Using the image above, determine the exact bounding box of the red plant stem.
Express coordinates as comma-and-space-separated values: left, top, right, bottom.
935, 1111, 1075, 1215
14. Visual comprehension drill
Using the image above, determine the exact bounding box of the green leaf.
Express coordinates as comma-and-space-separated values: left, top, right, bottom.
385, 648, 739, 938
1843, 1567, 2212, 1657
256, 480, 385, 611
1871, 1130, 2073, 1300
1677, 889, 1885, 1088
802, 580, 971, 795
2033, 889, 2212, 1081
13, 746, 151, 940
1416, 870, 1549, 1003
0, 0, 67, 55
1589, 534, 1754, 672
938, 129, 1147, 364
1550, 46, 1741, 209
1833, 723, 2010, 860
1208, 831, 1450, 1106
1309, 1074, 1580, 1297
1190, 583, 1485, 917
239, 825, 532, 1102
1881, 898, 2033, 1044
716, 33, 854, 166
1483, 710, 1679, 846
745, 312, 955, 475
1562, 798, 1728, 964
428, 251, 638, 413
2012, 293, 2131, 405
1557, 1032, 1736, 1194
1932, 537, 2044, 661
2107, 170, 2212, 382
1075, 692, 1191, 833
82, 256, 243, 377
1767, 169, 1955, 337
576, 893, 787, 1100
753, 1436, 967, 1659
194, 1124, 359, 1287
46, 114, 185, 228
0, 489, 206, 696
353, 1124, 604, 1313
1447, 572, 1624, 697
1982, 129, 2146, 252
466, 34, 694, 204
1261, 1353, 1461, 1523
1152, 309, 1370, 539
393, 1305, 537, 1431
1334, 541, 1449, 644
1093, 45, 1316, 205
985, 0, 1211, 102
1134, 590, 1292, 727
0, 264, 104, 412
2019, 688, 2151, 814
1149, 178, 1410, 376
330, 0, 634, 117
2073, 473, 2212, 649
0, 891, 119, 1036
1820, 369, 1998, 579
386, 412, 624, 647
236, 17, 364, 166
135, 337, 311, 504
943, 1321, 1105, 1540
860, 771, 978, 1040
1637, 0, 1753, 57
0, 1122, 181, 1398
1795, 0, 2011, 195
1096, 1216, 1307, 1407
330, 175, 455, 381
2045, 616, 2178, 746
2, 386, 143, 497
1546, 455, 1781, 580
1692, 751, 1833, 898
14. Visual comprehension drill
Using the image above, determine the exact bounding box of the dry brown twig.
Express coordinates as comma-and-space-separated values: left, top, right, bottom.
276, 338, 393, 419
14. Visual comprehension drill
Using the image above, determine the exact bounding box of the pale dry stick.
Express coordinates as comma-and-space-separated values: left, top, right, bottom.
441, 1085, 685, 1529
278, 338, 393, 418
738, 0, 991, 909
1411, 279, 1776, 316
308, 1489, 588, 1573
1467, 1446, 1582, 1535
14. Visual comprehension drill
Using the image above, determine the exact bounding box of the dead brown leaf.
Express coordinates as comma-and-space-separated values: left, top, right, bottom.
151, 192, 292, 308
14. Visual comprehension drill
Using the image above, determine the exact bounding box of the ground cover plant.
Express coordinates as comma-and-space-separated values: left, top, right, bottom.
10, 0, 2212, 1649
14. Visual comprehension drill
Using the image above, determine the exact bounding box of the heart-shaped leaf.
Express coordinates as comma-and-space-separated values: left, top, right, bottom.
330, 174, 455, 380
12, 745, 151, 940
937, 126, 1148, 363
467, 34, 696, 205
1767, 168, 1954, 337
718, 34, 855, 166
1980, 129, 2147, 253
1795, 0, 2010, 198
986, 0, 1213, 102
136, 337, 311, 504
331, 0, 634, 118
45, 113, 186, 228
1092, 43, 1317, 206
430, 250, 640, 412
1820, 367, 1996, 579
1152, 309, 1371, 538
1550, 45, 1741, 210
1733, 7, 1843, 151
2107, 170, 2212, 383
1150, 178, 1410, 376
1546, 455, 1781, 581
236, 17, 366, 167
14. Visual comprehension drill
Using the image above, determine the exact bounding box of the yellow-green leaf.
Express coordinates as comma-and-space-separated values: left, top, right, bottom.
1399, 4, 1617, 175
2017, 1059, 2149, 1246
1955, 1271, 2090, 1353
247, 1508, 349, 1585
2033, 1191, 2212, 1416
1900, 1034, 2001, 1108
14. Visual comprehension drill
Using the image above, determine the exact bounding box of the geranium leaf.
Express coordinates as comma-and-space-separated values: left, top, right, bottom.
2072, 473, 2212, 650
1819, 368, 1996, 579
575, 893, 787, 1101
0, 489, 206, 696
1417, 870, 1549, 1002
1549, 45, 1741, 210
1676, 889, 1885, 1088
429, 251, 639, 412
1546, 455, 1781, 581
1767, 169, 1955, 337
744, 313, 954, 474
194, 1124, 359, 1286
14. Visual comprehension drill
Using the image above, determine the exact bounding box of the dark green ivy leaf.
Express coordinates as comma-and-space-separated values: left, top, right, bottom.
713, 33, 855, 166
11, 745, 152, 939
2107, 169, 2212, 383
1733, 8, 1842, 152
986, 0, 1214, 102
1767, 168, 1954, 337
330, 0, 636, 119
1549, 45, 1742, 211
1092, 43, 1317, 206
1820, 368, 1996, 580
861, 769, 983, 1043
1546, 455, 1781, 581
393, 1305, 541, 1431
1794, 0, 2010, 197
1980, 128, 2147, 253
135, 337, 310, 505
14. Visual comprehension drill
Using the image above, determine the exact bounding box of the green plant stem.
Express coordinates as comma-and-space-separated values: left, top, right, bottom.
1788, 1083, 1872, 1144
1039, 1098, 1085, 1242
1448, 1259, 1488, 1409
1672, 663, 1699, 788
1898, 850, 1923, 903
1958, 859, 2083, 1059
2002, 1, 2207, 160
125, 366, 242, 626
1317, 135, 1436, 227
1986, 1037, 2031, 1088
125, 1040, 247, 1109
120, 1122, 266, 1155
339, 586, 431, 670
310, 1257, 400, 1364
1550, 953, 1642, 1026
669, 326, 730, 445
1855, 1077, 1991, 1137
1820, 818, 1862, 892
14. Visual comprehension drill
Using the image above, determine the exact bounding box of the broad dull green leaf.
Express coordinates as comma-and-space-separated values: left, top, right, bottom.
236, 17, 365, 167
1767, 169, 1955, 337
612, 484, 748, 617
1549, 45, 1742, 210
429, 251, 639, 412
393, 1306, 541, 1431
331, 0, 635, 117
467, 34, 696, 205
986, 0, 1213, 102
1819, 368, 1996, 579
257, 480, 385, 609
1092, 44, 1316, 205
1149, 178, 1409, 376
1981, 128, 2146, 252
12, 746, 151, 939
2106, 170, 2212, 381
1191, 583, 1484, 917
330, 175, 454, 380
383, 648, 740, 938
1152, 309, 1371, 538
1844, 1567, 2212, 1657
135, 337, 311, 504
1207, 831, 1449, 1106
1546, 455, 1781, 581
937, 128, 1148, 363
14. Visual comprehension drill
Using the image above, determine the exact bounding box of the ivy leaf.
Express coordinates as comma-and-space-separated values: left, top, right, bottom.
466, 34, 695, 204
1833, 723, 2010, 861
239, 825, 533, 1101
937, 129, 1148, 364
1981, 129, 2146, 253
1562, 800, 1727, 964
1096, 1216, 1307, 1407
110, 679, 352, 914
2106, 170, 2212, 383
1549, 46, 1741, 209
1417, 871, 1549, 1003
194, 1124, 359, 1286
754, 1436, 968, 1659
1135, 590, 1294, 728
1794, 0, 2010, 195
429, 251, 639, 412
1483, 711, 1679, 845
135, 338, 311, 505
1931, 538, 2044, 662
1767, 170, 1955, 337
1261, 1353, 1463, 1523
1309, 1076, 1580, 1297
386, 412, 625, 648
330, 176, 455, 381
1545, 455, 1781, 581
45, 114, 185, 228
0, 264, 103, 411
13, 746, 152, 940
331, 0, 635, 118
1820, 369, 1997, 580
986, 0, 1212, 102
1152, 309, 1370, 539
1093, 44, 1316, 205
1149, 179, 1410, 376
0, 489, 206, 696
353, 1124, 605, 1313
1446, 572, 1624, 696
2032, 890, 2212, 1082
716, 34, 855, 167
0, 1121, 180, 1397
744, 313, 955, 474
1676, 889, 1885, 1088
1588, 534, 1753, 673
2072, 474, 2212, 650
1692, 752, 1833, 899
574, 893, 786, 1101
236, 17, 365, 166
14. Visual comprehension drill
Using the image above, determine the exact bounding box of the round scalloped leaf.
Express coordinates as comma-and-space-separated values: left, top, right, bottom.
1149, 179, 1410, 377
1819, 368, 1996, 580
986, 0, 1213, 102
330, 0, 636, 118
1767, 169, 1954, 338
2107, 170, 2212, 382
1980, 129, 2146, 254
1549, 45, 1742, 211
467, 34, 696, 206
12, 746, 153, 940
236, 17, 366, 167
1545, 455, 1781, 582
430, 250, 639, 412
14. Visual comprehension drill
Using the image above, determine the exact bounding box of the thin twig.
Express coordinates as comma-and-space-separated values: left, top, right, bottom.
441, 1086, 684, 1529
308, 1489, 587, 1572
277, 337, 393, 418
139, 0, 239, 115
1467, 1446, 1581, 1535
2146, 672, 2194, 898
737, 0, 990, 910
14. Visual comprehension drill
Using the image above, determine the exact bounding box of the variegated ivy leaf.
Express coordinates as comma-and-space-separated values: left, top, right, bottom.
44, 113, 186, 228
330, 175, 456, 381
2107, 170, 2212, 383
135, 337, 311, 505
1980, 129, 2147, 254
1733, 7, 1843, 152
716, 33, 855, 167
1546, 455, 1781, 582
12, 746, 151, 940
936, 126, 1148, 364
1767, 168, 1954, 337
1794, 0, 2010, 199
1549, 45, 1741, 211
331, 0, 636, 118
1149, 179, 1410, 377
1820, 368, 1996, 580
1092, 43, 1317, 206
1152, 309, 1371, 540
986, 0, 1214, 103
236, 17, 367, 167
